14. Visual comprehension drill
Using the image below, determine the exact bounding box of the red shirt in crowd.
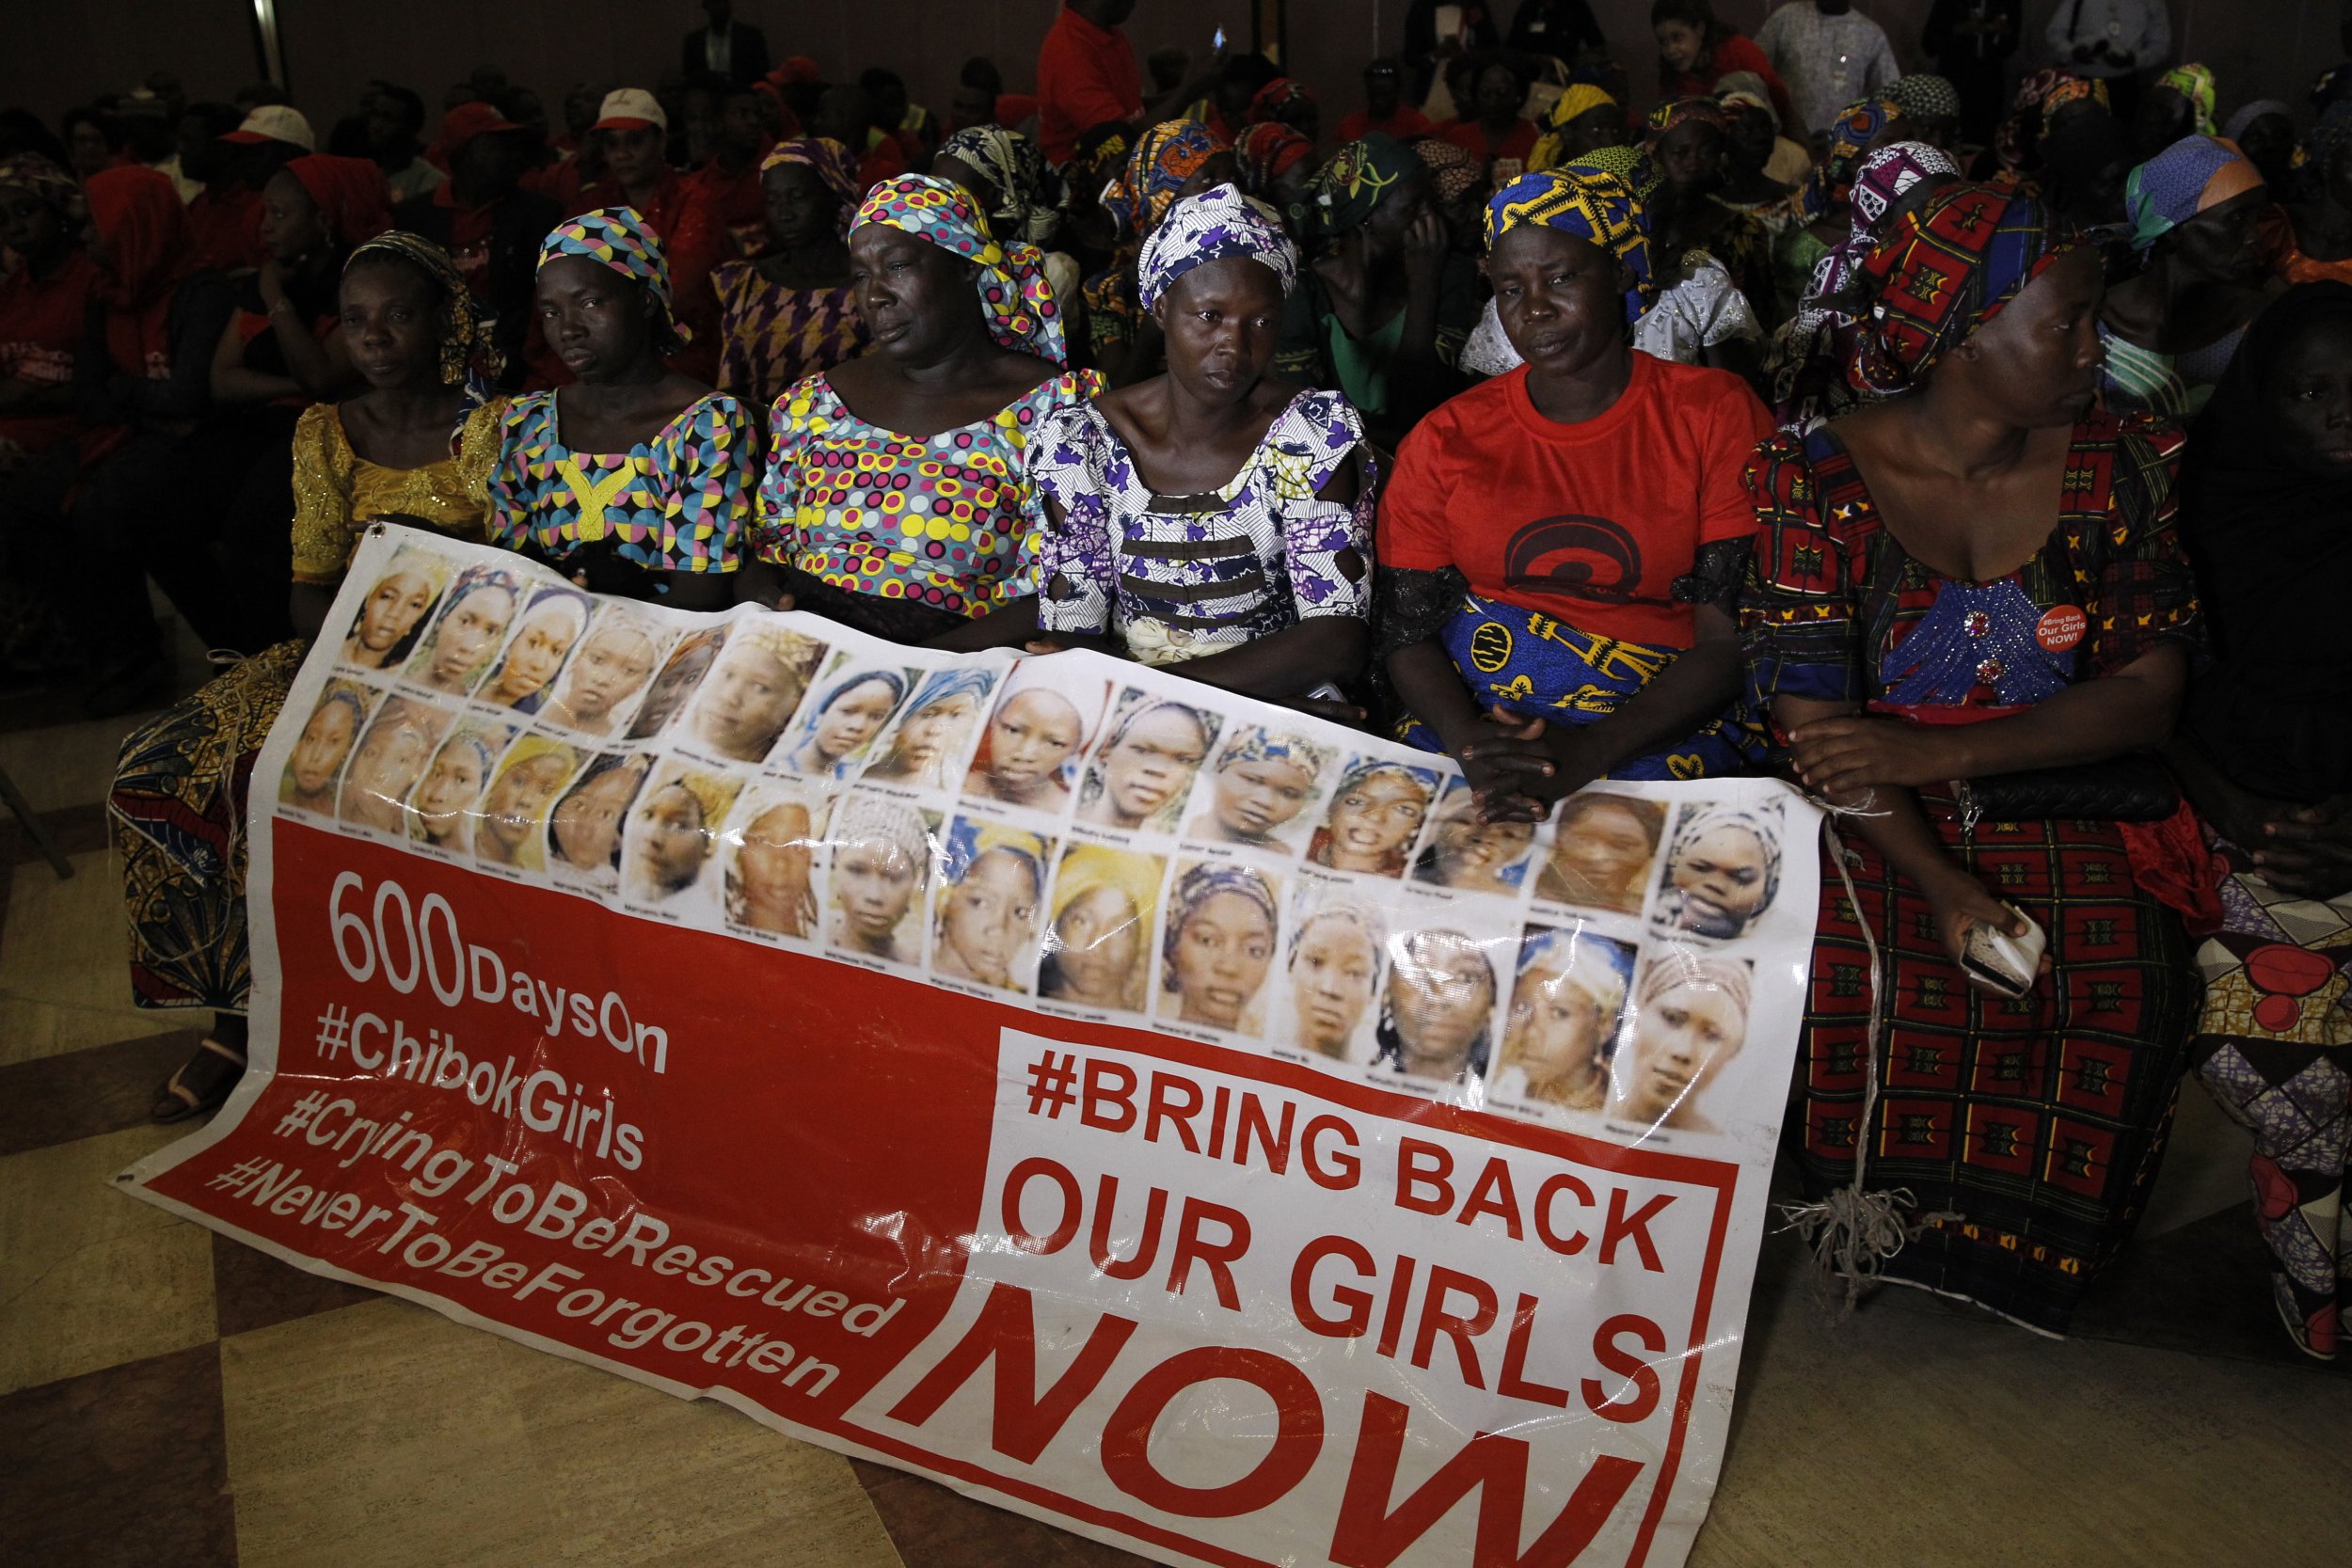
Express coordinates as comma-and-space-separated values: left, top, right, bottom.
1662, 34, 1795, 132
1436, 116, 1541, 182
1037, 3, 1141, 166
0, 249, 99, 457
691, 145, 777, 258
185, 186, 266, 273
1378, 353, 1772, 648
1338, 105, 1435, 144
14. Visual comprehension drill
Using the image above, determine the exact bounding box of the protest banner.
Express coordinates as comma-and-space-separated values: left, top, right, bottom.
124, 524, 1821, 1568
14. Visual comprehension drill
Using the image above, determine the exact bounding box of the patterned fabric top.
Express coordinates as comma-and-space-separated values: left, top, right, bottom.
291, 398, 511, 585
1741, 412, 2202, 712
1031, 389, 1375, 663
710, 260, 868, 410
488, 390, 755, 574
755, 368, 1104, 617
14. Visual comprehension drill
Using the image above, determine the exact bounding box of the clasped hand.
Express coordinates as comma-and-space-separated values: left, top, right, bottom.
1785, 715, 1965, 797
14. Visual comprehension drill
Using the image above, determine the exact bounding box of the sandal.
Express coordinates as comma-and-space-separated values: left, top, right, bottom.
151, 1037, 248, 1124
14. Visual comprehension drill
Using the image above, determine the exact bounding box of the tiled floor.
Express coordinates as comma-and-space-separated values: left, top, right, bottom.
2, 647, 2345, 1568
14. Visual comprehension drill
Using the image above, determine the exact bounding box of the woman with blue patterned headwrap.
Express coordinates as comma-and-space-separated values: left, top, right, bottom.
2095, 135, 2273, 418
1160, 861, 1280, 1035
865, 667, 998, 790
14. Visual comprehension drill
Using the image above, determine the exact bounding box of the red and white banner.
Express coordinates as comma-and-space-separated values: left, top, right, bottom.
126, 526, 1820, 1568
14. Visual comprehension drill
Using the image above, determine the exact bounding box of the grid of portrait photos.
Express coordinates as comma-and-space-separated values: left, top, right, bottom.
279, 530, 1814, 1148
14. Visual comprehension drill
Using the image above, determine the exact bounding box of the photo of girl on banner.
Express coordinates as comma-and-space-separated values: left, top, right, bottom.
472, 734, 581, 871
408, 724, 511, 852
1613, 950, 1754, 1132
1375, 927, 1501, 1091
723, 786, 828, 939
1038, 845, 1166, 1015
687, 623, 829, 764
534, 609, 670, 737
1281, 890, 1387, 1062
624, 764, 741, 909
1653, 800, 1783, 942
479, 586, 592, 713
1492, 923, 1636, 1112
405, 562, 522, 697
1078, 692, 1218, 833
545, 752, 654, 891
862, 668, 997, 791
962, 662, 1105, 814
1307, 757, 1438, 878
279, 682, 374, 816
776, 661, 912, 780
1158, 860, 1284, 1037
337, 696, 450, 836
337, 549, 450, 673
1413, 779, 1539, 895
932, 818, 1057, 993
625, 627, 725, 741
1534, 792, 1667, 913
1184, 726, 1333, 853
826, 792, 937, 968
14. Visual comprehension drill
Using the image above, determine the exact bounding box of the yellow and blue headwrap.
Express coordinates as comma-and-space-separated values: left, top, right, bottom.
1485, 166, 1654, 324
538, 205, 687, 343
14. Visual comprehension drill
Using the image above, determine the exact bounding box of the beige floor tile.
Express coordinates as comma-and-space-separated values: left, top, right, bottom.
0, 1122, 217, 1393
0, 847, 164, 1066
0, 712, 150, 816
222, 1297, 904, 1568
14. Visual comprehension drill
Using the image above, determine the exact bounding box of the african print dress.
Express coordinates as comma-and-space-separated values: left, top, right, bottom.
1742, 411, 2206, 1335
1029, 389, 1375, 664
709, 261, 868, 410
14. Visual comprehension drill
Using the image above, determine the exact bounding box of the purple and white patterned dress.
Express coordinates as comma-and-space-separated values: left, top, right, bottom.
1031, 388, 1375, 665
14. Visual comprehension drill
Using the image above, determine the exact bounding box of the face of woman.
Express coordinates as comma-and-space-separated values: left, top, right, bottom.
633, 784, 709, 893
1213, 756, 1316, 841
984, 691, 1084, 796
697, 645, 801, 760
941, 849, 1038, 987
354, 571, 435, 658
834, 839, 920, 945
1101, 707, 1209, 822
1510, 964, 1608, 1080
1363, 163, 1437, 261
1157, 258, 1284, 409
426, 587, 516, 689
889, 693, 977, 773
340, 262, 442, 391
556, 626, 659, 724
600, 124, 668, 189
1565, 105, 1629, 159
2269, 318, 2352, 473
2167, 184, 2273, 287
1655, 21, 1704, 72
1054, 885, 1141, 1004
552, 764, 643, 870
1655, 119, 1724, 193
1291, 917, 1379, 1053
812, 678, 898, 764
1437, 813, 1534, 886
290, 701, 359, 797
1621, 981, 1743, 1119
735, 802, 815, 915
1325, 773, 1427, 867
493, 608, 580, 702
1487, 223, 1626, 378
1550, 800, 1655, 903
1473, 64, 1522, 120
536, 254, 654, 383
763, 162, 839, 249
1174, 890, 1275, 1030
0, 185, 63, 266
412, 742, 488, 841
850, 225, 977, 361
480, 754, 569, 853
1671, 824, 1769, 936
258, 169, 326, 264
1963, 244, 2104, 428
635, 636, 720, 732
68, 119, 111, 177
1391, 941, 1493, 1073
344, 715, 435, 824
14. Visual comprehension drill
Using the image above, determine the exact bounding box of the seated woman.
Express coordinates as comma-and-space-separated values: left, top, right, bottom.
747, 173, 1102, 646
110, 231, 509, 1121
1639, 99, 1775, 325
1031, 184, 1373, 707
490, 206, 755, 610
1381, 166, 1771, 826
2135, 62, 2217, 156
710, 138, 870, 412
1529, 83, 1630, 173
1082, 121, 1237, 389
1233, 123, 1316, 236
1744, 184, 2204, 1336
1436, 54, 1539, 185
2097, 135, 2276, 419
2165, 282, 2352, 1361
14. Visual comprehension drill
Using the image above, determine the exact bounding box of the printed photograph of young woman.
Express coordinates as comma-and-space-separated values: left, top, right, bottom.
470, 735, 580, 871
337, 551, 449, 673
962, 663, 1104, 814
862, 668, 997, 791
623, 766, 740, 907
776, 663, 910, 780
1413, 780, 1537, 895
1284, 896, 1386, 1061
336, 696, 449, 834
536, 610, 669, 736
1492, 925, 1635, 1112
404, 563, 521, 697
723, 787, 827, 938
478, 586, 591, 713
1038, 845, 1165, 1015
1375, 928, 1499, 1088
279, 683, 374, 815
1612, 952, 1753, 1132
1534, 793, 1667, 913
825, 793, 935, 967
1078, 693, 1217, 832
1654, 801, 1783, 942
687, 623, 827, 764
1307, 758, 1438, 878
546, 752, 654, 890
407, 724, 511, 851
1184, 727, 1332, 852
625, 627, 725, 741
932, 819, 1055, 993
1158, 861, 1282, 1037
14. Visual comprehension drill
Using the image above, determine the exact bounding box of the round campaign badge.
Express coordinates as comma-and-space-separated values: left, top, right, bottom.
2036, 605, 2087, 653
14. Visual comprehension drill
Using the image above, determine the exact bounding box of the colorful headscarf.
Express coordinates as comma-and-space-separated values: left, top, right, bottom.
1248, 78, 1318, 127
1547, 82, 1622, 133
852, 173, 1068, 365
1101, 120, 1227, 239
1570, 144, 1648, 189
345, 230, 504, 386
1215, 724, 1333, 777
1885, 74, 1961, 123
1161, 862, 1279, 994
539, 206, 688, 343
1805, 97, 1907, 217
1234, 122, 1314, 199
759, 137, 864, 237
1049, 844, 1164, 926
934, 125, 1066, 248
2039, 74, 2110, 136
1635, 949, 1752, 1020
1645, 96, 1730, 140
1804, 140, 1962, 311
286, 154, 391, 248
1853, 184, 2078, 393
0, 153, 80, 215
2124, 135, 2265, 254
1994, 71, 2102, 174
1486, 166, 1654, 323
1064, 125, 1135, 211
1411, 135, 1485, 207
1138, 183, 1299, 309
2155, 63, 2219, 137
1305, 133, 1416, 239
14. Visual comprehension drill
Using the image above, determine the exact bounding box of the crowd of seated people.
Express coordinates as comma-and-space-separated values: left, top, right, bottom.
6, 0, 2350, 1361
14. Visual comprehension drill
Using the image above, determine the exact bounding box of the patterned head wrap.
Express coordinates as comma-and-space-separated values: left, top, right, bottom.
1161, 863, 1279, 994
759, 137, 864, 238
1411, 135, 1485, 206
935, 125, 1066, 249
1804, 140, 1962, 311
1486, 166, 1654, 324
1290, 899, 1389, 964
1330, 758, 1436, 806
2155, 63, 2219, 137
345, 230, 504, 387
902, 665, 995, 720
1234, 122, 1314, 197
1852, 184, 2079, 394
1664, 800, 1783, 913
1248, 78, 1318, 126
1049, 845, 1165, 926
1139, 183, 1300, 310
851, 173, 1068, 365
1645, 96, 1730, 141
943, 819, 1048, 898
538, 206, 688, 344
1101, 120, 1228, 239
0, 153, 80, 215
1547, 82, 1622, 133
1215, 724, 1333, 778
1885, 74, 1962, 123
831, 792, 931, 872
1635, 949, 1752, 1022
1995, 71, 2094, 173
2125, 135, 2265, 254
1805, 97, 1908, 218
1065, 125, 1134, 208
2038, 75, 2109, 136
2220, 100, 2293, 145
1305, 133, 1417, 239
1516, 926, 1628, 1018
1569, 144, 1649, 190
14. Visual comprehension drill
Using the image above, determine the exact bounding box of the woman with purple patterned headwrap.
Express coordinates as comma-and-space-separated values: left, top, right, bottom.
710, 137, 871, 408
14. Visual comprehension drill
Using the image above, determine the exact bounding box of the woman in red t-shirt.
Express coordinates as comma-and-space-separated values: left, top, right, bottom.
1378, 166, 1770, 822
1438, 55, 1542, 185
1651, 0, 1795, 133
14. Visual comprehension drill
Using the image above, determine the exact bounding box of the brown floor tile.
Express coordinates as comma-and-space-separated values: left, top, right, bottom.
211, 1231, 379, 1340
0, 1027, 201, 1156
850, 1460, 1158, 1567
0, 845, 167, 1065
0, 800, 112, 869
0, 1340, 236, 1568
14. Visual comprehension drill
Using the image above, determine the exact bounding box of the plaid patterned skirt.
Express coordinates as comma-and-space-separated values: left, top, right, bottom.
1794, 793, 2199, 1335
